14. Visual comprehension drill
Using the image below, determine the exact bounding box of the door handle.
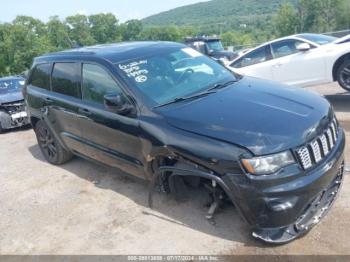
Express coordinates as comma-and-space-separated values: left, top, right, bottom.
44, 97, 53, 105
273, 62, 283, 68
78, 108, 92, 116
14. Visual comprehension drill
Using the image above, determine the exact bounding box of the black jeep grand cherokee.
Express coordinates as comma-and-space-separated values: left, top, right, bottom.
24, 42, 345, 244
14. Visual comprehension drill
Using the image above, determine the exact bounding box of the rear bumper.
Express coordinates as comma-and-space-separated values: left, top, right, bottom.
222, 129, 346, 244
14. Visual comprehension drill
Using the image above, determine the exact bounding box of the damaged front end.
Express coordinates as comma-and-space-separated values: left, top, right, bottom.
0, 100, 29, 131
252, 162, 345, 244
148, 126, 346, 245
148, 163, 235, 226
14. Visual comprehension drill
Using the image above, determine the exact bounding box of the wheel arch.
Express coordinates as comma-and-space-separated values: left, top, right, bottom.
30, 116, 40, 128
145, 147, 179, 179
332, 53, 350, 81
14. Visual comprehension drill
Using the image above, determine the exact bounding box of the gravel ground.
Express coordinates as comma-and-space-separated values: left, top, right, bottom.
0, 83, 349, 255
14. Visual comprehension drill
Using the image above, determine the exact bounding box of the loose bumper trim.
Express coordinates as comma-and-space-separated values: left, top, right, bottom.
252, 162, 345, 244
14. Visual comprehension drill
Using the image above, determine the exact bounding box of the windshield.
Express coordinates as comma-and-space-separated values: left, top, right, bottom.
117, 47, 236, 105
0, 78, 25, 93
207, 40, 224, 51
298, 34, 337, 45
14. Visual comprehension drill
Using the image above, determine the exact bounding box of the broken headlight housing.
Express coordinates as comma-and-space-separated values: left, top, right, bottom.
241, 151, 295, 176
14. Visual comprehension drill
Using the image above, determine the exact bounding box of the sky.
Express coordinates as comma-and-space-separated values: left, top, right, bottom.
1, 0, 207, 23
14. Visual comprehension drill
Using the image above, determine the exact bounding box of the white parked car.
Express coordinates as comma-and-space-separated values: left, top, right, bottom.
226, 33, 350, 91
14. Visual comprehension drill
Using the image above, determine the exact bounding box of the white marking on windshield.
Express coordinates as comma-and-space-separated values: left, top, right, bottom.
135, 75, 147, 83
119, 60, 149, 83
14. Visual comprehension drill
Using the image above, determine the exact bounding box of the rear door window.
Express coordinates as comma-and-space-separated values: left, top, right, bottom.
52, 63, 81, 98
29, 63, 51, 90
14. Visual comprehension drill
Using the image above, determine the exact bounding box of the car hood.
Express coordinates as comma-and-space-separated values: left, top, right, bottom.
0, 90, 23, 105
157, 77, 333, 155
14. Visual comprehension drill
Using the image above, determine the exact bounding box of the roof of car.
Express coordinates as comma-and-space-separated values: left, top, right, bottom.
295, 33, 324, 38
35, 41, 185, 64
256, 33, 330, 47
0, 76, 24, 81
184, 36, 221, 42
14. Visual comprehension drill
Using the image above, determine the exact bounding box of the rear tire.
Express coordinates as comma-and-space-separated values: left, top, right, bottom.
0, 121, 3, 134
34, 120, 73, 165
337, 60, 350, 92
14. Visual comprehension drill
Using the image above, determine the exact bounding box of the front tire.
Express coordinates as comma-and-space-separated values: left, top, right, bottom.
337, 60, 350, 92
34, 120, 73, 165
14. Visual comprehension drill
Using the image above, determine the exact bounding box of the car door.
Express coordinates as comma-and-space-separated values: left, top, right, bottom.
76, 62, 144, 178
270, 39, 327, 86
26, 63, 53, 119
229, 45, 275, 80
47, 62, 88, 154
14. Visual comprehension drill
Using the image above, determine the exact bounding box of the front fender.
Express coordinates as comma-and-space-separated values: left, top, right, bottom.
139, 119, 249, 178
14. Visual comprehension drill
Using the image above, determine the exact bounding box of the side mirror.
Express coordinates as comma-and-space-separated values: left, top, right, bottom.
104, 93, 134, 115
207, 49, 214, 55
297, 43, 311, 52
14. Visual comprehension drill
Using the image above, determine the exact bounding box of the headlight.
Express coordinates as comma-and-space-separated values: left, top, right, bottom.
241, 151, 295, 176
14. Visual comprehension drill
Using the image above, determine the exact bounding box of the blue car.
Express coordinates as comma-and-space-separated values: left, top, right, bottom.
0, 76, 30, 133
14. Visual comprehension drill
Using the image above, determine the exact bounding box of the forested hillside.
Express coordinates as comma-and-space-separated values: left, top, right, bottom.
143, 0, 297, 33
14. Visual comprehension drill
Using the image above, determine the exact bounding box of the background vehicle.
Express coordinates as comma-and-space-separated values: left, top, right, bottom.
185, 36, 237, 62
0, 76, 29, 133
227, 33, 350, 92
24, 42, 345, 244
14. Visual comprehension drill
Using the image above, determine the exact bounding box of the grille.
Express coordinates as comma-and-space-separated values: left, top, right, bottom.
1, 100, 25, 114
297, 118, 339, 170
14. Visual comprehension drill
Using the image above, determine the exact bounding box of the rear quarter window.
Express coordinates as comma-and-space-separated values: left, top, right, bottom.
52, 62, 81, 98
29, 63, 52, 90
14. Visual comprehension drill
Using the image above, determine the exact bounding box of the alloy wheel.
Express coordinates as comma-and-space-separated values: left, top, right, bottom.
37, 125, 58, 161
339, 65, 350, 91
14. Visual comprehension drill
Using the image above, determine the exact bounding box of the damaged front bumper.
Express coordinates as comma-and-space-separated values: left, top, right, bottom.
252, 162, 344, 243
222, 129, 346, 244
0, 101, 30, 130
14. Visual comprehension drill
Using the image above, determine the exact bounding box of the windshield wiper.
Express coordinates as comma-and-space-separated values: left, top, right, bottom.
207, 80, 238, 91
154, 90, 216, 108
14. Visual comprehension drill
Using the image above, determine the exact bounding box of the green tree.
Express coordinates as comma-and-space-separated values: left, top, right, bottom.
317, 0, 346, 32
47, 16, 72, 50
2, 20, 52, 75
0, 24, 12, 75
66, 14, 96, 46
335, 0, 350, 30
12, 16, 47, 35
275, 3, 298, 36
140, 26, 182, 41
122, 19, 143, 41
221, 31, 255, 49
179, 26, 197, 38
89, 13, 121, 43
296, 0, 322, 32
